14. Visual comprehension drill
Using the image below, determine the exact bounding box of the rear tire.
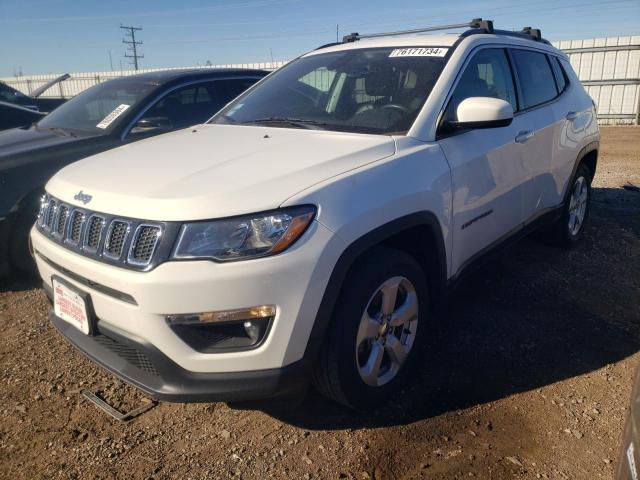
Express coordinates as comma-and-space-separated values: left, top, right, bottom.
312, 246, 429, 411
548, 163, 592, 248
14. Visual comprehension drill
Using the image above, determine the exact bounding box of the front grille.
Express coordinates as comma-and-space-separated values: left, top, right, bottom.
36, 194, 168, 270
128, 225, 161, 265
104, 221, 129, 259
68, 210, 85, 245
54, 205, 70, 237
84, 215, 105, 251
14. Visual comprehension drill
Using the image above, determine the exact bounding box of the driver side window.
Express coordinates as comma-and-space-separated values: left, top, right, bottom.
444, 48, 517, 123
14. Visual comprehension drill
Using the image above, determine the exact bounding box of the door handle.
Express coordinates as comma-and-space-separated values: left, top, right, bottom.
566, 111, 579, 120
515, 130, 534, 143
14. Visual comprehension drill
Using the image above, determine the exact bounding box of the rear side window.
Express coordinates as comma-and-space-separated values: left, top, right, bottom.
443, 48, 517, 122
549, 56, 568, 93
511, 49, 558, 109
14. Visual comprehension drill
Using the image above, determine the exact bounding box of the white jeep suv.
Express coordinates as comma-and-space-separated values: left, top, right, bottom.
32, 19, 599, 410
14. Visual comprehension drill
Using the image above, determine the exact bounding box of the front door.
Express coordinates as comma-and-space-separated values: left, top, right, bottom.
438, 47, 533, 275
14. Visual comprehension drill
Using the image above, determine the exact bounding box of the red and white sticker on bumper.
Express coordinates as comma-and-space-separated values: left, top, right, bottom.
53, 279, 90, 335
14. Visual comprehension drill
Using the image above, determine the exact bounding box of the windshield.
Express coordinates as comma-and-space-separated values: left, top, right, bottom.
38, 79, 158, 134
211, 47, 446, 135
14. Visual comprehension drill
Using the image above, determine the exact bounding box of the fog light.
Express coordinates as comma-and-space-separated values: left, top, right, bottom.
167, 305, 275, 326
166, 305, 275, 353
243, 321, 260, 343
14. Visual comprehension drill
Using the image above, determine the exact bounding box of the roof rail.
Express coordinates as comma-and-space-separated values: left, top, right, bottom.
521, 26, 542, 42
342, 17, 494, 43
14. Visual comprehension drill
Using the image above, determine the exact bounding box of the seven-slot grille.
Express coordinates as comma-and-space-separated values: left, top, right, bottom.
37, 194, 163, 269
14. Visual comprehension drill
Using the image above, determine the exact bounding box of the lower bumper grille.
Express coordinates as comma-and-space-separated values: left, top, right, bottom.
93, 334, 159, 376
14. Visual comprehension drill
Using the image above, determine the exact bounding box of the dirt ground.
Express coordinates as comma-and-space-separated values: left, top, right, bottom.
1, 127, 639, 480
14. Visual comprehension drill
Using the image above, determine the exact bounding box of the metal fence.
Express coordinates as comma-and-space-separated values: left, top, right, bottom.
3, 35, 640, 124
553, 35, 640, 125
0, 62, 286, 99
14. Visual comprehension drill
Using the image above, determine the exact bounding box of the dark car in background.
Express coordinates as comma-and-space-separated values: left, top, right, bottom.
0, 75, 70, 131
0, 68, 267, 277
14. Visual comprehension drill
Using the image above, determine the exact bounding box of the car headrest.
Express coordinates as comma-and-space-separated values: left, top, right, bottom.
364, 67, 399, 97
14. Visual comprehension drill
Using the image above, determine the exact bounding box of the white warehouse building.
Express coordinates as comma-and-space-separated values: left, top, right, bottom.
553, 35, 640, 125
2, 35, 639, 125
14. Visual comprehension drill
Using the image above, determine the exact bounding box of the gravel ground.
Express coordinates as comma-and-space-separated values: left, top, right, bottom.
0, 126, 639, 480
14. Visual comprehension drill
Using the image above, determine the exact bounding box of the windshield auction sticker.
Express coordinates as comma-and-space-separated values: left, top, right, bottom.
389, 47, 448, 57
96, 104, 131, 129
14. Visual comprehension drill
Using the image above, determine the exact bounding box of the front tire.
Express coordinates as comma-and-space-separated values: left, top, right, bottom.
312, 246, 429, 410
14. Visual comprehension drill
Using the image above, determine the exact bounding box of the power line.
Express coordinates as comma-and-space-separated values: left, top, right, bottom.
120, 24, 144, 70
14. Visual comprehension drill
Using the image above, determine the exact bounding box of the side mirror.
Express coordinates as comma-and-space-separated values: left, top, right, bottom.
445, 97, 514, 131
130, 116, 172, 135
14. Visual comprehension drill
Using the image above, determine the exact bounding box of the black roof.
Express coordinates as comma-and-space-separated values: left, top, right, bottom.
113, 67, 269, 85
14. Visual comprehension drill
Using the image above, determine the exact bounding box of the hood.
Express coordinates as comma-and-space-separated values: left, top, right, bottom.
47, 124, 396, 221
0, 125, 93, 163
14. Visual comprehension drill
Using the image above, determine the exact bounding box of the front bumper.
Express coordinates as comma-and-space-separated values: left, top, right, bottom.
32, 220, 344, 399
47, 305, 309, 402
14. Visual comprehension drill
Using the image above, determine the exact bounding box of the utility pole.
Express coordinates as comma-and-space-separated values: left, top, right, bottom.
336, 24, 339, 42
120, 25, 144, 70
108, 50, 113, 71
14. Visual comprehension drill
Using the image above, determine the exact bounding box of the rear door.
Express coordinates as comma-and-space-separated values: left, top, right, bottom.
509, 49, 568, 215
438, 47, 534, 275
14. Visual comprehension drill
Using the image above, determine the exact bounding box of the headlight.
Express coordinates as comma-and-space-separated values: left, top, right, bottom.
172, 205, 316, 261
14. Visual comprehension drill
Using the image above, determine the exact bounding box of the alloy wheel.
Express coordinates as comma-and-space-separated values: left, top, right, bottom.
568, 175, 588, 236
355, 276, 419, 387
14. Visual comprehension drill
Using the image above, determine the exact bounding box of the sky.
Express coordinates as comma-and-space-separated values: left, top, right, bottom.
0, 0, 639, 77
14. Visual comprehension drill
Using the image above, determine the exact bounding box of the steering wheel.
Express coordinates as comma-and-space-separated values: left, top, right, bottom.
380, 103, 410, 114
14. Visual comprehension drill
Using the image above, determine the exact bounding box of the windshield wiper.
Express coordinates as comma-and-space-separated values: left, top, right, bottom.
241, 117, 328, 130
218, 114, 237, 123
44, 127, 77, 138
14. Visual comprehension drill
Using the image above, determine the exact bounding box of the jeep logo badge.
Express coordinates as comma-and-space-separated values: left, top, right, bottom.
74, 191, 93, 205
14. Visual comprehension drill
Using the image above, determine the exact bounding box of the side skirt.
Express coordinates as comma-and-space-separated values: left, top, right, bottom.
446, 205, 563, 291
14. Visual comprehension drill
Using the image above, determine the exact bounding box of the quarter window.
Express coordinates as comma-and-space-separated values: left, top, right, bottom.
511, 49, 558, 109
443, 48, 517, 123
549, 56, 568, 93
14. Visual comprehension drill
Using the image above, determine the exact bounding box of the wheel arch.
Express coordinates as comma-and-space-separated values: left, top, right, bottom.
560, 140, 599, 205
303, 211, 447, 362
579, 147, 598, 182
575, 141, 599, 183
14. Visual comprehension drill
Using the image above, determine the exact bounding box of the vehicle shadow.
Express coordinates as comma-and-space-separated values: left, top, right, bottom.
270, 199, 640, 429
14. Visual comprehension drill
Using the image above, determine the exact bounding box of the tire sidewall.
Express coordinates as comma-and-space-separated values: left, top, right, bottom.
561, 164, 591, 245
